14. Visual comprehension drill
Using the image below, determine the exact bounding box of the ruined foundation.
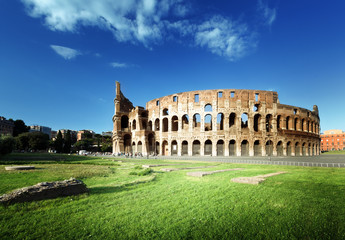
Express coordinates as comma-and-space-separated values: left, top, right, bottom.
112, 82, 320, 157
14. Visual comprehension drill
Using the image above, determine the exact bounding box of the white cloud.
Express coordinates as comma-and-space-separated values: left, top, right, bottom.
22, 0, 266, 61
258, 0, 276, 27
110, 62, 128, 68
195, 16, 256, 61
50, 45, 81, 59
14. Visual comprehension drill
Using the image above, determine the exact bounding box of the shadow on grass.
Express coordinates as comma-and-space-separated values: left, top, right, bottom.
89, 176, 156, 195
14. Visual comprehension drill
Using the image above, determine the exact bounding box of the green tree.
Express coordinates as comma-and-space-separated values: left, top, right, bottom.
0, 135, 15, 155
12, 119, 29, 137
28, 132, 49, 151
63, 130, 72, 153
75, 139, 93, 151
55, 131, 64, 153
95, 134, 102, 151
16, 133, 30, 151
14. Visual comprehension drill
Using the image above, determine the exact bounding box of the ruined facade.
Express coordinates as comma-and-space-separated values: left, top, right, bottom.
112, 82, 320, 157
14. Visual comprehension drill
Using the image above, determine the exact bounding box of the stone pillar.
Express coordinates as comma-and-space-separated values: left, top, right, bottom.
212, 140, 217, 156
282, 116, 287, 130
273, 141, 277, 156
177, 140, 182, 156
200, 140, 205, 156
249, 140, 254, 157
224, 140, 229, 156
237, 140, 241, 157
188, 140, 193, 156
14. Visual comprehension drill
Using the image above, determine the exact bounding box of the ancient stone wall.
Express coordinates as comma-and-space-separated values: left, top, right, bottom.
113, 83, 320, 157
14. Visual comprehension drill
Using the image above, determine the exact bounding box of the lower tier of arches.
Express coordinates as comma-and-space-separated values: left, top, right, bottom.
113, 136, 320, 157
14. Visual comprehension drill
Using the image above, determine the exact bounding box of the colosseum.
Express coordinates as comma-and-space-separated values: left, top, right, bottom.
112, 82, 320, 157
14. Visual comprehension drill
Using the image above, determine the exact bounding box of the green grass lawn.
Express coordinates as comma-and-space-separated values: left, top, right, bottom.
322, 150, 345, 155
1, 153, 345, 239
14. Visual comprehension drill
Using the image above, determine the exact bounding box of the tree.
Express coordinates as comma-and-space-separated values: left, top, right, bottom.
16, 133, 30, 151
94, 134, 102, 151
55, 131, 64, 153
28, 132, 49, 151
12, 119, 29, 137
0, 135, 15, 155
63, 130, 72, 153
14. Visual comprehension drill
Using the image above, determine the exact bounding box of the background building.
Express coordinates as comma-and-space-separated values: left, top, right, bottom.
0, 116, 15, 136
29, 125, 52, 138
77, 130, 95, 141
321, 129, 345, 151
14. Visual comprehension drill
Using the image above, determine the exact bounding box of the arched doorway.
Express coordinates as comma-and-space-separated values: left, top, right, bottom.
266, 140, 273, 156
241, 140, 249, 156
277, 141, 283, 156
217, 140, 224, 156
204, 140, 212, 156
171, 140, 178, 156
123, 134, 131, 153
162, 141, 168, 156
192, 140, 200, 156
229, 140, 236, 156
254, 140, 261, 156
182, 141, 188, 156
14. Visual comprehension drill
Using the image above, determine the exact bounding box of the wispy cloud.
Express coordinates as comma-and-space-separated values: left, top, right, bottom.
194, 16, 256, 61
258, 0, 277, 27
110, 62, 128, 68
50, 45, 81, 60
23, 0, 275, 61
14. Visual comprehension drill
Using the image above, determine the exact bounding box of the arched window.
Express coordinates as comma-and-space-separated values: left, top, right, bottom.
266, 114, 272, 132
193, 114, 201, 129
162, 118, 168, 132
155, 118, 160, 131
171, 116, 178, 131
132, 120, 137, 130
241, 113, 248, 128
205, 114, 212, 131
182, 115, 189, 130
163, 108, 169, 116
229, 113, 236, 128
204, 104, 212, 112
254, 114, 261, 132
121, 115, 129, 129
217, 113, 224, 130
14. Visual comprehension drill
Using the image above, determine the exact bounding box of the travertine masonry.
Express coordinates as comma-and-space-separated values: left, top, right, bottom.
113, 82, 320, 157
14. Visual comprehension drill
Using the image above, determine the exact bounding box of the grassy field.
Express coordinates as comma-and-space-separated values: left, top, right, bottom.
1, 153, 345, 239
322, 150, 345, 155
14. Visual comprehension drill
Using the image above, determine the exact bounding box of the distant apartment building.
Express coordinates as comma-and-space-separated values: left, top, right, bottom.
51, 130, 57, 140
0, 116, 15, 136
77, 130, 95, 141
321, 129, 345, 151
59, 129, 77, 139
30, 125, 52, 139
102, 131, 112, 137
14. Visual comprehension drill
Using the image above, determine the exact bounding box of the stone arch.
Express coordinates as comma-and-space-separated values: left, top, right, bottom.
302, 142, 307, 156
217, 139, 224, 156
295, 142, 301, 156
148, 133, 155, 155
301, 119, 305, 131
132, 141, 136, 154
229, 140, 236, 156
192, 140, 200, 156
204, 104, 212, 112
162, 118, 168, 132
155, 118, 160, 131
155, 141, 160, 155
241, 113, 248, 129
148, 120, 152, 131
132, 120, 137, 130
137, 141, 143, 154
171, 140, 178, 156
287, 141, 292, 156
205, 114, 212, 131
204, 139, 212, 156
171, 116, 178, 132
123, 134, 131, 153
254, 140, 261, 156
286, 116, 290, 130
229, 113, 236, 128
217, 113, 224, 130
277, 141, 283, 156
241, 140, 249, 156
182, 114, 189, 130
193, 114, 201, 130
182, 140, 188, 156
162, 108, 169, 116
121, 115, 129, 129
254, 114, 261, 132
294, 118, 299, 131
162, 140, 168, 156
266, 114, 272, 132
277, 115, 281, 130
266, 140, 273, 156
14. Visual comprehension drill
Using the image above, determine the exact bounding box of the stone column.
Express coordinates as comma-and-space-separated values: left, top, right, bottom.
177, 140, 182, 156
212, 140, 217, 156
249, 140, 254, 157
237, 140, 241, 157
224, 140, 229, 156
200, 140, 205, 156
188, 140, 193, 156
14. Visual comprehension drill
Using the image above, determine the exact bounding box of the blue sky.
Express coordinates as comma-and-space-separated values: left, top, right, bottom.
1, 0, 344, 134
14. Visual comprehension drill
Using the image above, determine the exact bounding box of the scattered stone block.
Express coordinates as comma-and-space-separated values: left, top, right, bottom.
0, 178, 88, 205
231, 171, 287, 185
5, 166, 35, 171
187, 168, 243, 177
142, 164, 188, 168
